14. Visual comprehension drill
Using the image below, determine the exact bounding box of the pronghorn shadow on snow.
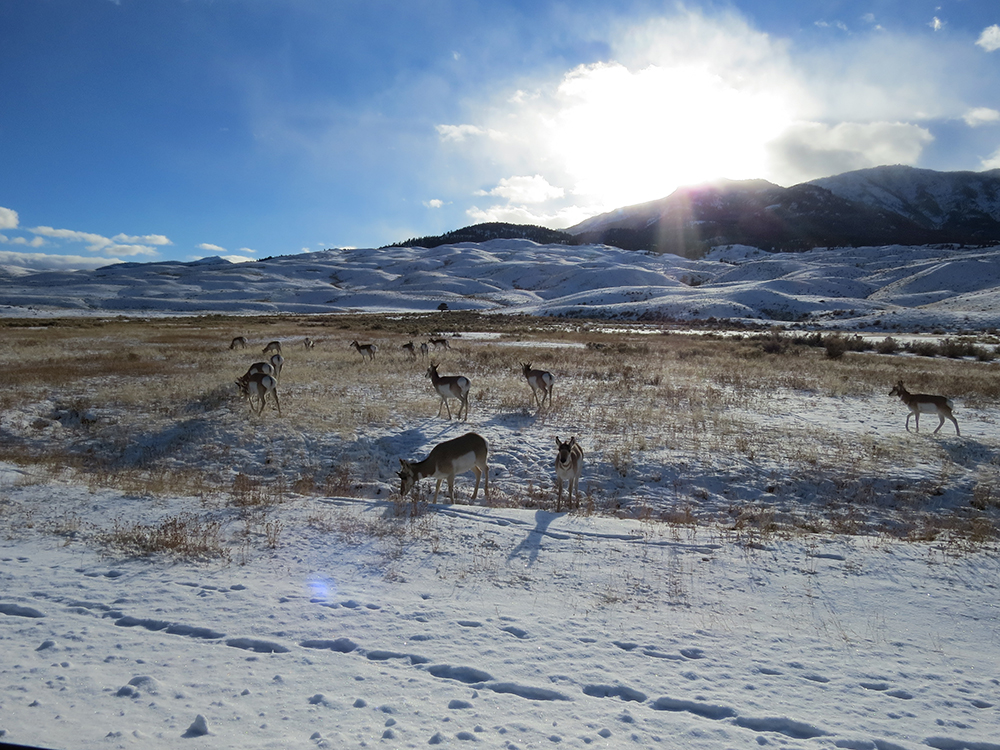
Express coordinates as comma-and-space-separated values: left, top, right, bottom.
506, 510, 566, 567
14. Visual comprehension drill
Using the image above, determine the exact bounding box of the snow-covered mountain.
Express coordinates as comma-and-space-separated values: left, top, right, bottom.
567, 167, 1000, 252
809, 165, 1000, 232
4, 239, 1000, 332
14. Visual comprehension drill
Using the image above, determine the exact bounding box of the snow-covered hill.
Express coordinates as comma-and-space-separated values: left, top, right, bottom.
4, 239, 1000, 332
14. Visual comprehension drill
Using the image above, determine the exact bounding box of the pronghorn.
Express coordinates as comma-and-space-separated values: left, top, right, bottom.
238, 361, 274, 383
522, 363, 554, 411
230, 336, 248, 350
398, 432, 489, 504
554, 436, 583, 512
428, 337, 452, 351
236, 370, 281, 416
419, 342, 429, 359
889, 381, 960, 436
268, 352, 284, 380
303, 337, 316, 349
350, 340, 377, 361
402, 341, 417, 359
427, 363, 471, 420
262, 340, 282, 356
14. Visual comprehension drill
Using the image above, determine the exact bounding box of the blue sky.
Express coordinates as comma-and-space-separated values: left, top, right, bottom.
1, 0, 999, 270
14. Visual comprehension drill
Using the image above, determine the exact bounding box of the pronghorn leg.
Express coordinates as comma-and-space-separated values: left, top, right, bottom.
470, 467, 481, 502
433, 479, 443, 503
447, 475, 456, 504
556, 478, 563, 513
443, 398, 453, 420
949, 415, 961, 436
272, 388, 281, 416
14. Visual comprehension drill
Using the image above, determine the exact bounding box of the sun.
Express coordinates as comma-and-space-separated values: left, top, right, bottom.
543, 61, 796, 209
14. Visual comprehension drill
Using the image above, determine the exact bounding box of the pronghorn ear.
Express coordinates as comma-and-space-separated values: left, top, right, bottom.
569, 436, 576, 446
399, 459, 407, 468
553, 436, 562, 448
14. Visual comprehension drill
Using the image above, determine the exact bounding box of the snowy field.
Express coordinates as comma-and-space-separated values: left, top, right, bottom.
0, 309, 998, 750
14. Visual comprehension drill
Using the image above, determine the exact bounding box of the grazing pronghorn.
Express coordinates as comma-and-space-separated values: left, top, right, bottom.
350, 340, 377, 361
402, 341, 417, 359
554, 436, 584, 512
428, 337, 452, 351
398, 432, 489, 504
522, 363, 554, 411
420, 342, 429, 359
262, 340, 282, 356
236, 371, 281, 416
230, 336, 248, 350
303, 337, 316, 349
427, 363, 471, 420
268, 353, 284, 380
238, 361, 275, 382
889, 381, 960, 436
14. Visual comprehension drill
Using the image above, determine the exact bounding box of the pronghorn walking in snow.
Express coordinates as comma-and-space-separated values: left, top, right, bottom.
522, 363, 554, 411
427, 363, 470, 420
889, 381, 960, 436
554, 436, 583, 512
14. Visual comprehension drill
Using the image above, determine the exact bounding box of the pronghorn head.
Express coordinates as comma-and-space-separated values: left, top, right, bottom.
427, 363, 438, 379
889, 381, 906, 398
522, 362, 532, 377
555, 436, 577, 465
397, 459, 417, 496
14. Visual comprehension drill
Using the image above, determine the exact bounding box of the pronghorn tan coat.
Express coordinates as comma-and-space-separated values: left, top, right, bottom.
522, 362, 554, 410
889, 381, 959, 436
398, 432, 489, 504
427, 363, 471, 420
554, 436, 583, 512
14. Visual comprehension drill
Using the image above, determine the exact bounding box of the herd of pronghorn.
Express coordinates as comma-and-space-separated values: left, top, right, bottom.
228, 335, 959, 512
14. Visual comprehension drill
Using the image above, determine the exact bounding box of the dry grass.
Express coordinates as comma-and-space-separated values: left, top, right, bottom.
1, 313, 998, 558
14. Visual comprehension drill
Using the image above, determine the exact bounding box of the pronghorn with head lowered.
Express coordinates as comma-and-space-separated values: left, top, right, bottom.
350, 340, 377, 361
398, 432, 489, 504
402, 341, 417, 359
230, 336, 248, 350
554, 436, 583, 512
236, 370, 281, 416
262, 340, 282, 356
522, 363, 554, 411
889, 381, 960, 436
427, 363, 471, 420
428, 337, 451, 351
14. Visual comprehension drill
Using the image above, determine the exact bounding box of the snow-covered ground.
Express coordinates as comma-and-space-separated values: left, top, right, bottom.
3, 240, 1000, 331
1, 240, 999, 749
1, 469, 998, 750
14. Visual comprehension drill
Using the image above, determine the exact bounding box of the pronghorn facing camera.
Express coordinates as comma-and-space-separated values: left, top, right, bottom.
402, 341, 417, 359
236, 371, 281, 416
420, 342, 429, 359
263, 340, 282, 356
554, 436, 583, 512
428, 337, 451, 351
522, 363, 555, 411
303, 337, 316, 349
398, 432, 489, 504
889, 381, 960, 436
230, 336, 248, 350
427, 363, 470, 420
350, 340, 377, 361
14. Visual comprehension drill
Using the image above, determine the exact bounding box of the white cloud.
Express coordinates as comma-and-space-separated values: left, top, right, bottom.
29, 225, 163, 257
436, 124, 487, 142
0, 250, 124, 272
976, 25, 1000, 52
477, 175, 564, 204
964, 107, 1000, 127
0, 206, 18, 230
929, 17, 944, 32
766, 121, 934, 185
465, 203, 593, 229
198, 243, 227, 253
982, 148, 1000, 170
0, 233, 45, 248
112, 233, 172, 246
238, 247, 257, 255
424, 199, 445, 209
